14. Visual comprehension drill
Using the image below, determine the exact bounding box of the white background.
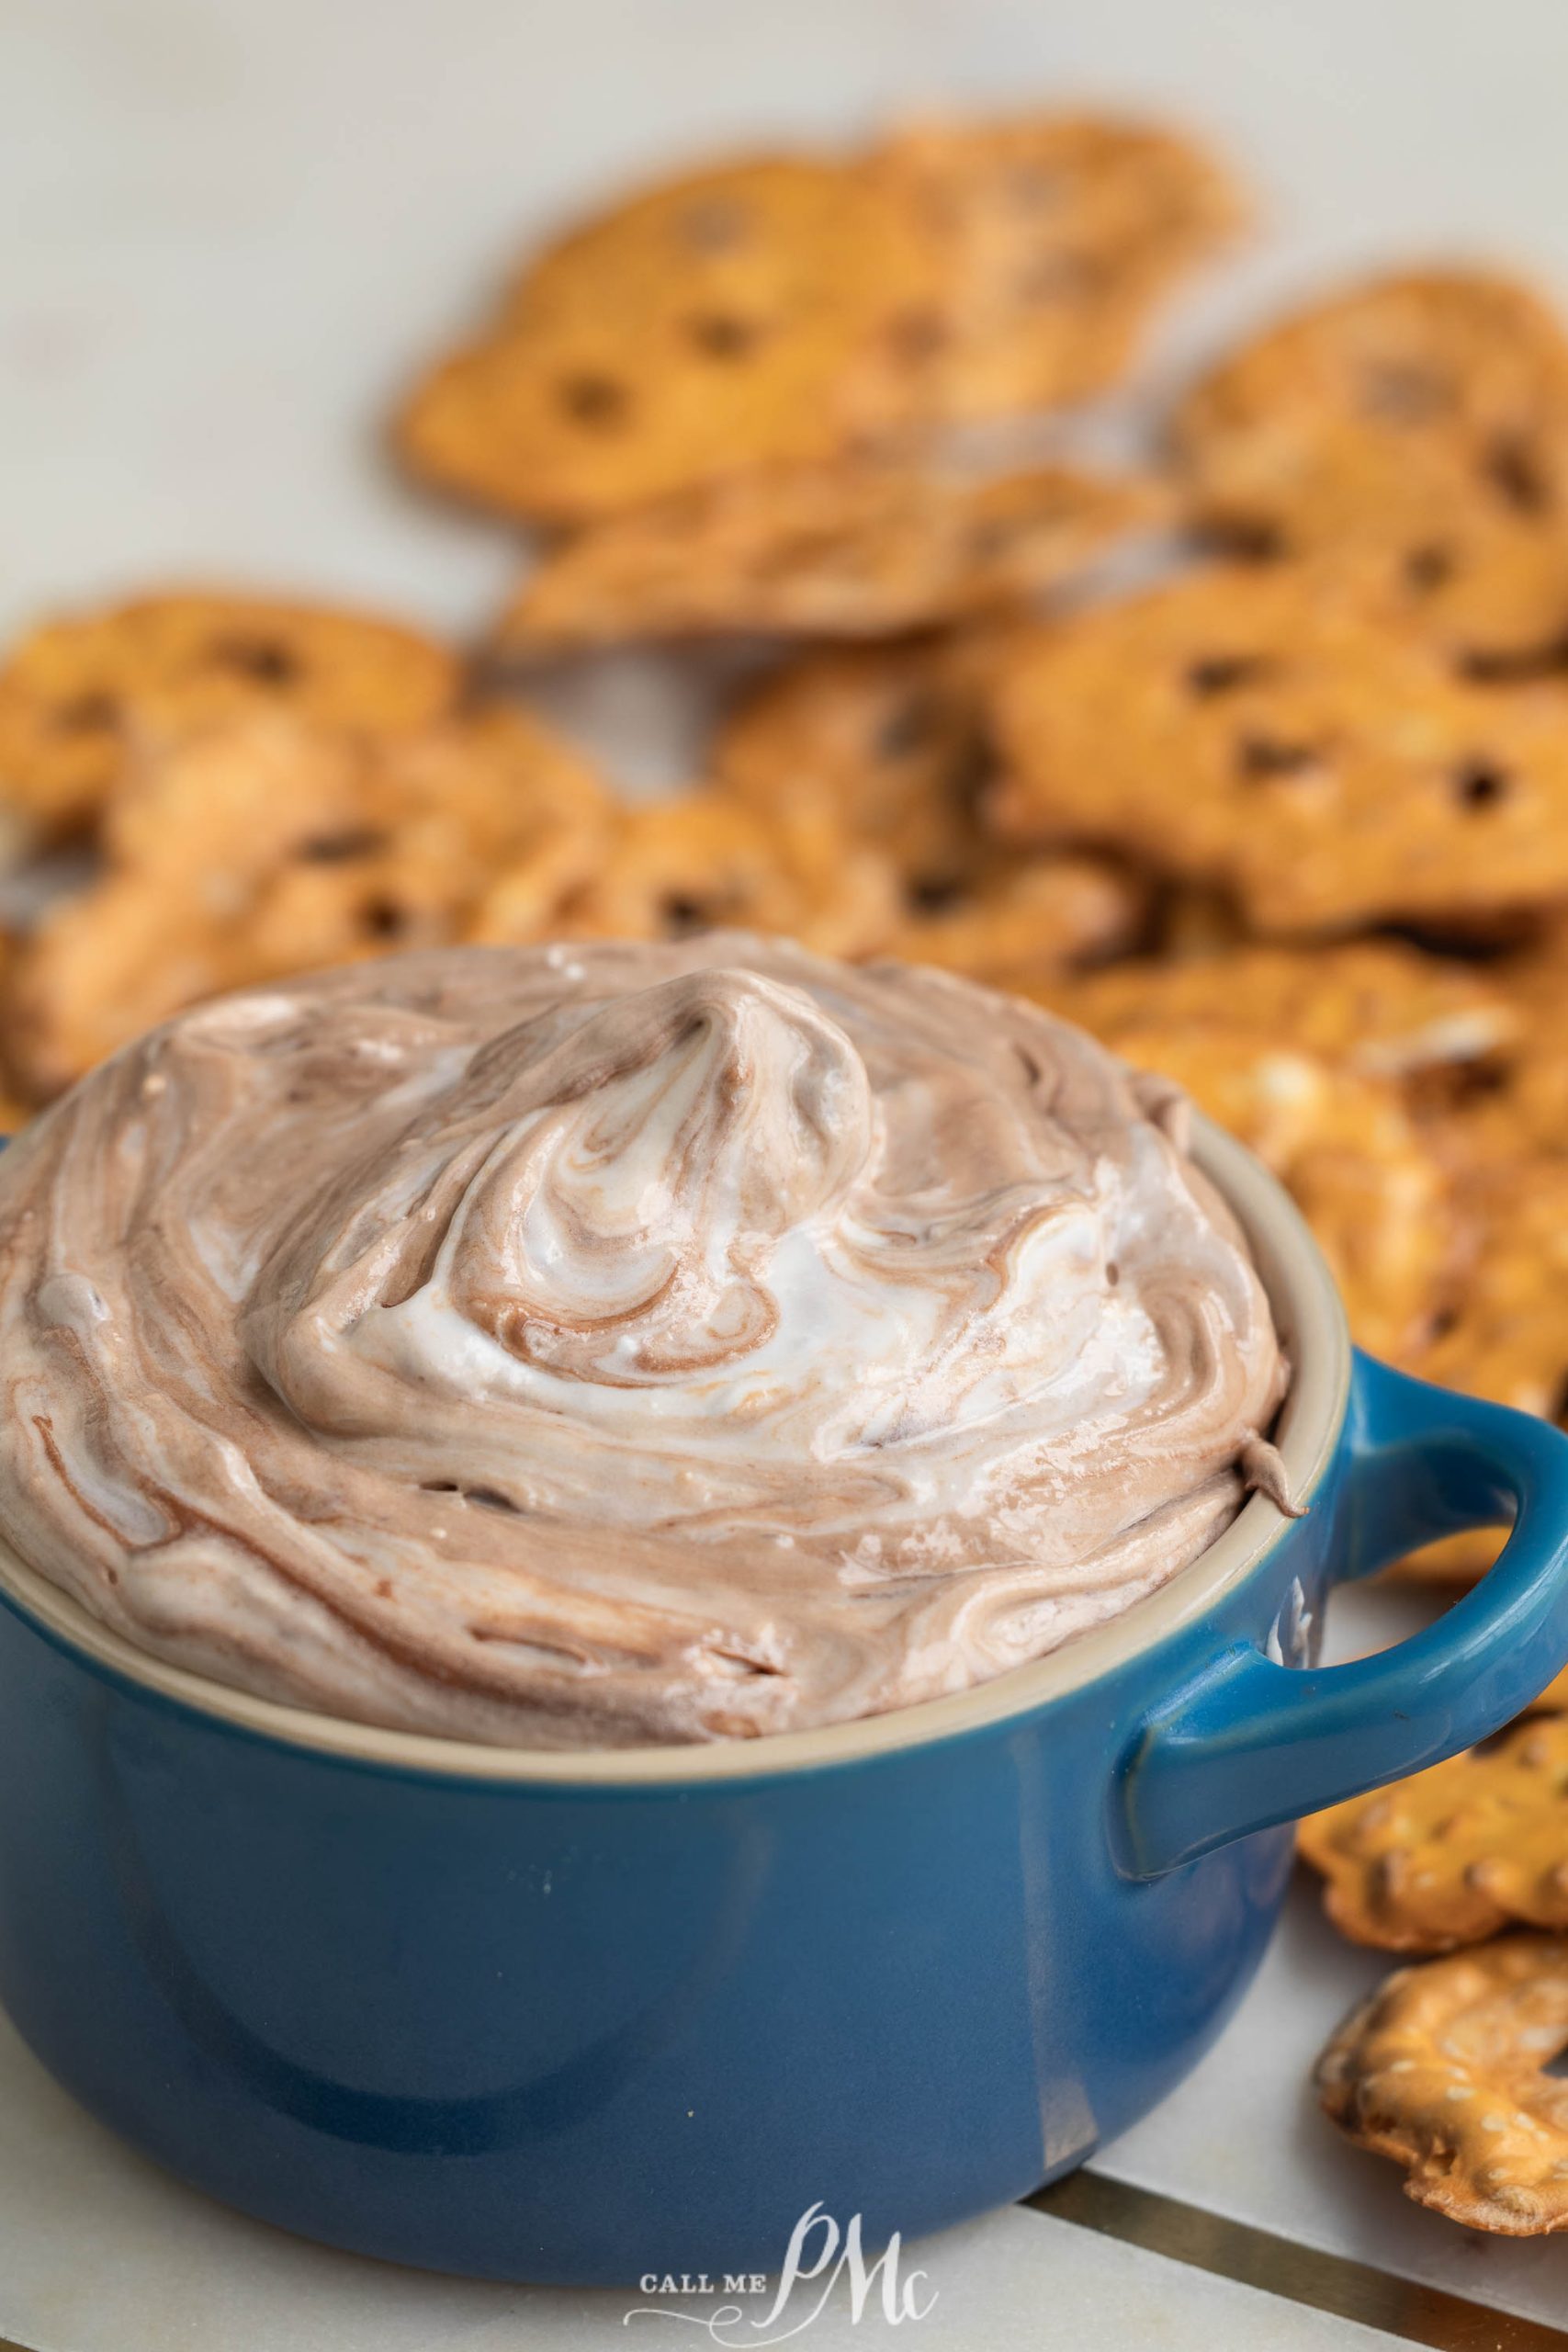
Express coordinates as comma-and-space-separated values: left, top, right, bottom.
8, 0, 1568, 650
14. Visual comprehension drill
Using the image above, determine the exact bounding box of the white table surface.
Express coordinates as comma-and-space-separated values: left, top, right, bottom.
6, 1, 1568, 2343
0, 2001, 1409, 2352
10, 0, 1568, 656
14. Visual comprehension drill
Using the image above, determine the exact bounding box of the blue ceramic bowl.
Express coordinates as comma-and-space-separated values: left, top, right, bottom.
0, 1119, 1566, 2285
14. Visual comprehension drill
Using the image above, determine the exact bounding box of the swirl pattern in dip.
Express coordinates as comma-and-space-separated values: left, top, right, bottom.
0, 937, 1287, 1747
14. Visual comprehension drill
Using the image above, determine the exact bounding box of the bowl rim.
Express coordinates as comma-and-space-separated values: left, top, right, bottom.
0, 1113, 1349, 1786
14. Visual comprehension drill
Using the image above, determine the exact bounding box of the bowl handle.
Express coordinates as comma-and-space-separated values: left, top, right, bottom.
1117, 1351, 1568, 1879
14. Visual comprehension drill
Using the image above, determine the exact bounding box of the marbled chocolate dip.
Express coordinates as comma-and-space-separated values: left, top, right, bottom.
0, 937, 1288, 1746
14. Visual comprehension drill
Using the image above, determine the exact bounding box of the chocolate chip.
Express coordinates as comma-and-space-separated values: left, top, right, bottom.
362, 897, 412, 938
1187, 653, 1269, 696
1461, 636, 1568, 684
1441, 1056, 1511, 1102
1105, 1260, 1121, 1287
1385, 921, 1521, 966
53, 690, 118, 734
946, 734, 998, 815
559, 372, 629, 428
207, 636, 301, 687
1236, 732, 1319, 779
908, 876, 963, 915
1484, 433, 1551, 515
685, 311, 759, 361
1216, 520, 1288, 563
1404, 542, 1456, 593
660, 893, 709, 934
1453, 760, 1510, 809
296, 827, 386, 865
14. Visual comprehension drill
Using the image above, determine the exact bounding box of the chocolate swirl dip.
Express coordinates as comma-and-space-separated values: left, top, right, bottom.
0, 937, 1288, 1747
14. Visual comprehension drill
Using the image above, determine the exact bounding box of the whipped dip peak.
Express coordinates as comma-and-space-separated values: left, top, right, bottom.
0, 937, 1289, 1747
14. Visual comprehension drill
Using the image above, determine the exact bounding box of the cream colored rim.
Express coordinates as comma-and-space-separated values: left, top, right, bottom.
0, 1114, 1349, 1785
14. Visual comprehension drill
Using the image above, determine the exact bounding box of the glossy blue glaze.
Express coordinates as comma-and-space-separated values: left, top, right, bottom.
0, 1352, 1565, 2282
